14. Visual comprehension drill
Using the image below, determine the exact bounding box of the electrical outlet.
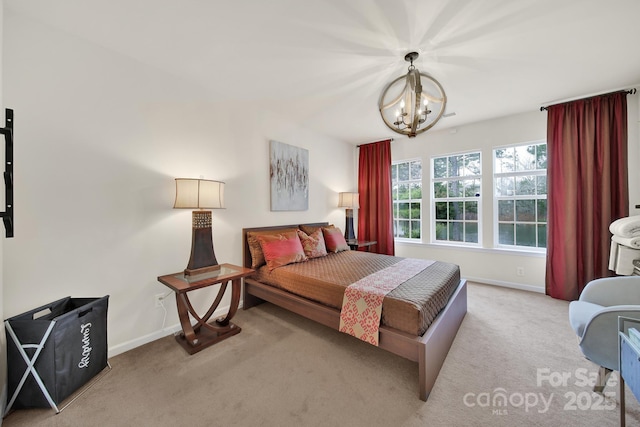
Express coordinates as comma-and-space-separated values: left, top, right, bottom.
516, 267, 525, 277
154, 293, 165, 308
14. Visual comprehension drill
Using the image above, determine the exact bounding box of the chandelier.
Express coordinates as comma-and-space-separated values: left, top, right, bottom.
378, 52, 447, 138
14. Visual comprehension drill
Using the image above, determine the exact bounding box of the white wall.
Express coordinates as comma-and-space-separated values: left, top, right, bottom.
2, 12, 355, 356
392, 96, 640, 292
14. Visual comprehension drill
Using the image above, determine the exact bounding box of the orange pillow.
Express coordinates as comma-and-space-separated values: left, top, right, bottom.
247, 227, 299, 268
297, 229, 328, 259
256, 231, 307, 270
322, 227, 350, 253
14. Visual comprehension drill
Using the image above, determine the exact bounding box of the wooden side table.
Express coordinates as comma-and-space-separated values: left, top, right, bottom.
157, 263, 254, 355
347, 239, 377, 252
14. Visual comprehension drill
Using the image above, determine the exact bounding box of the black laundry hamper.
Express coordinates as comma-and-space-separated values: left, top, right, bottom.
4, 295, 109, 413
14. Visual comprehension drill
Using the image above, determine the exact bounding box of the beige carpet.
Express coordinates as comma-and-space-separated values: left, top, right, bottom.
3, 282, 640, 427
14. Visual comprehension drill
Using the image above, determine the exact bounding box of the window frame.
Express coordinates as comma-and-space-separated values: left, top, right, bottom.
391, 158, 423, 241
492, 140, 547, 252
430, 150, 482, 246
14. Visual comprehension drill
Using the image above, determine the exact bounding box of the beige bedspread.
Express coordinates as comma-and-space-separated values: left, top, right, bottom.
251, 251, 460, 336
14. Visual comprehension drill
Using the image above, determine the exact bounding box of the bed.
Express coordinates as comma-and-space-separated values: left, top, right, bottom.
241, 223, 467, 401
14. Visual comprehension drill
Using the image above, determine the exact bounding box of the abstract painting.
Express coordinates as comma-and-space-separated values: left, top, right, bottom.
270, 140, 309, 211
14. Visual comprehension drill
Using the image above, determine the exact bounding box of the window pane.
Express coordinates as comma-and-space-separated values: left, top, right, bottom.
448, 180, 464, 197
434, 182, 447, 198
397, 220, 410, 238
398, 202, 409, 219
398, 183, 409, 200
494, 147, 515, 173
499, 223, 514, 245
391, 164, 397, 181
515, 145, 536, 171
398, 162, 409, 181
410, 161, 422, 180
449, 202, 464, 220
449, 222, 464, 241
410, 202, 421, 220
464, 179, 480, 198
515, 200, 536, 222
536, 176, 547, 195
434, 158, 447, 178
537, 224, 547, 248
515, 176, 536, 196
465, 222, 478, 243
393, 202, 399, 218
410, 183, 422, 199
498, 200, 514, 221
435, 222, 447, 240
536, 144, 547, 169
410, 221, 421, 239
435, 202, 447, 220
537, 199, 547, 222
465, 201, 478, 220
465, 153, 481, 176
496, 177, 514, 197
515, 224, 536, 247
448, 155, 464, 177
392, 183, 399, 201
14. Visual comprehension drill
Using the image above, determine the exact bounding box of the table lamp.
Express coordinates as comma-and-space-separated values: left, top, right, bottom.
338, 192, 359, 241
174, 178, 225, 276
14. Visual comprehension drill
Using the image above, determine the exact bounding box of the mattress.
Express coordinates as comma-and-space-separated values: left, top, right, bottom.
251, 250, 461, 336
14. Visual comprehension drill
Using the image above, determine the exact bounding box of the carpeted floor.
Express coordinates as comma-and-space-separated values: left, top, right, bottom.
3, 282, 639, 426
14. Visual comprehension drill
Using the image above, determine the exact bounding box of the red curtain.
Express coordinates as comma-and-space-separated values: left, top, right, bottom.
545, 91, 629, 300
358, 140, 395, 255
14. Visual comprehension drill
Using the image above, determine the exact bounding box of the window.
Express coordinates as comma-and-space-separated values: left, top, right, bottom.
493, 142, 547, 249
392, 160, 422, 239
432, 152, 481, 244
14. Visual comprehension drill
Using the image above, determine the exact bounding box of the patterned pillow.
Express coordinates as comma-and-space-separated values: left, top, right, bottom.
247, 228, 299, 268
322, 226, 350, 253
256, 231, 307, 270
297, 229, 328, 259
299, 224, 332, 235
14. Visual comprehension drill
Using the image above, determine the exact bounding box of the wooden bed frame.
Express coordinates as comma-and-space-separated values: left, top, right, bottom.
241, 223, 467, 401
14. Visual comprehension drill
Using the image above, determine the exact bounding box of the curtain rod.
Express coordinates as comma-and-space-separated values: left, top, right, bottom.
356, 138, 395, 148
539, 88, 636, 111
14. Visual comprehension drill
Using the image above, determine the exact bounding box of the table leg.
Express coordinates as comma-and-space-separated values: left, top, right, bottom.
176, 292, 198, 346
216, 278, 241, 326
174, 280, 242, 355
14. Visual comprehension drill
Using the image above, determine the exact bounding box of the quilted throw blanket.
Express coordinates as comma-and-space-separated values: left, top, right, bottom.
339, 258, 435, 345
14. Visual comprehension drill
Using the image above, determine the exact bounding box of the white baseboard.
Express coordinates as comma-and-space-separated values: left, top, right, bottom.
465, 276, 545, 294
108, 303, 236, 358
108, 323, 181, 358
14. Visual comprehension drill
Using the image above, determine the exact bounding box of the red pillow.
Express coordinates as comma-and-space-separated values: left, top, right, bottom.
297, 229, 328, 259
322, 227, 350, 253
256, 231, 307, 270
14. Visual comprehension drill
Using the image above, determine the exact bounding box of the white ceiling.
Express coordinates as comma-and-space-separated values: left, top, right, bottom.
6, 0, 640, 144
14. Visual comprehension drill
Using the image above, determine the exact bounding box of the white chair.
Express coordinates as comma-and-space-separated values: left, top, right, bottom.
568, 276, 640, 392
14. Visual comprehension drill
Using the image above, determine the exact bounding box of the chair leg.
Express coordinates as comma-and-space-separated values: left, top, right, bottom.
594, 366, 612, 393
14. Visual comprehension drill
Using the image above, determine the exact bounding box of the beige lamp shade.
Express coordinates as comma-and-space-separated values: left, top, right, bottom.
174, 179, 225, 209
338, 192, 360, 209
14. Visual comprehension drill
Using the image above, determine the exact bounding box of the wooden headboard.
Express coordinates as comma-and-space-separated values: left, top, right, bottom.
242, 222, 329, 269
